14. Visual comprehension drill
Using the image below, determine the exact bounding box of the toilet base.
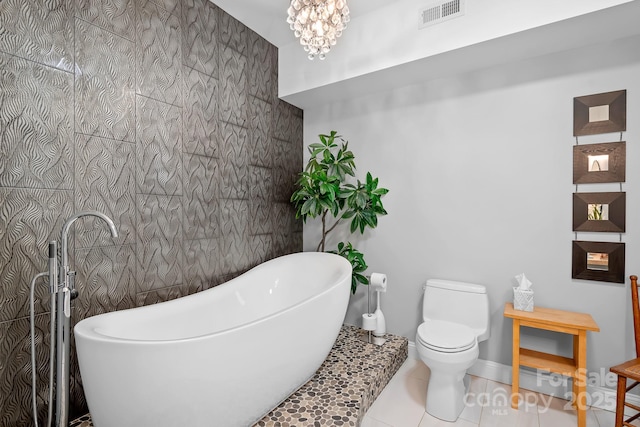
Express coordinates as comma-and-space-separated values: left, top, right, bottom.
425, 369, 470, 421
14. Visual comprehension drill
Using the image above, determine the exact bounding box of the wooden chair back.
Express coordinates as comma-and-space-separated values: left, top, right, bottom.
632, 275, 640, 358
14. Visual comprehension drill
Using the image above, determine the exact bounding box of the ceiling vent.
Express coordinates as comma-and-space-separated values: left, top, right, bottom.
419, 0, 465, 29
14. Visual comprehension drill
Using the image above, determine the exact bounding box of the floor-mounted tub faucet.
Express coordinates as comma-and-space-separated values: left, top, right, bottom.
55, 211, 118, 427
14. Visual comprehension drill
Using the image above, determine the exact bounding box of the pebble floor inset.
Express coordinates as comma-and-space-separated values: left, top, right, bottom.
70, 324, 408, 427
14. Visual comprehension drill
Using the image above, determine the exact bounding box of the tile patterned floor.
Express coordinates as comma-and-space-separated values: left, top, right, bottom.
362, 357, 635, 427
70, 325, 408, 427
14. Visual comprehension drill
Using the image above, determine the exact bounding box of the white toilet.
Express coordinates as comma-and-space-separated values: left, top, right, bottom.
416, 279, 490, 422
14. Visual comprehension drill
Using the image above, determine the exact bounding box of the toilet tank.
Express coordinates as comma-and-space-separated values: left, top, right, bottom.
423, 279, 490, 342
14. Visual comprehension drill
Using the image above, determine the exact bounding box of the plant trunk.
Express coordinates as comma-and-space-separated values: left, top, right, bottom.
316, 212, 342, 252
317, 211, 327, 252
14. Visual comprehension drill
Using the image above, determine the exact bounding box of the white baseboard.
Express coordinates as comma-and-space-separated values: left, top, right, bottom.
408, 340, 638, 413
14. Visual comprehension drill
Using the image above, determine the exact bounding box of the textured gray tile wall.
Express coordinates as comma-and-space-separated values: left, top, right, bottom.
0, 0, 303, 424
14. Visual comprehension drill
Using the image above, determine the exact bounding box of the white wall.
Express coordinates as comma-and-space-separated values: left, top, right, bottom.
302, 33, 640, 377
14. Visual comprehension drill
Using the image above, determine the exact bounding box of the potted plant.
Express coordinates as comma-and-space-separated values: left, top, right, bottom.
290, 131, 388, 293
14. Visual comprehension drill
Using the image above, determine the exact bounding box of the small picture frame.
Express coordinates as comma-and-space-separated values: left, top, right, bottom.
572, 241, 625, 283
573, 192, 625, 232
574, 90, 626, 136
573, 141, 625, 184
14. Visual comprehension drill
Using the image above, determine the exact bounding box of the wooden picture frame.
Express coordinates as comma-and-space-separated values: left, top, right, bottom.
572, 241, 625, 283
573, 141, 625, 184
574, 90, 626, 136
573, 192, 625, 232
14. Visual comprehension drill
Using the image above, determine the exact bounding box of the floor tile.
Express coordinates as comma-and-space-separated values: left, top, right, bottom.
537, 395, 599, 427
459, 375, 488, 424
592, 408, 614, 426
361, 416, 394, 427
366, 371, 429, 427
478, 381, 539, 427
398, 357, 430, 381
419, 411, 479, 427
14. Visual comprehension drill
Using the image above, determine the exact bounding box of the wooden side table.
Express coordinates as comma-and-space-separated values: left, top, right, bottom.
503, 303, 600, 427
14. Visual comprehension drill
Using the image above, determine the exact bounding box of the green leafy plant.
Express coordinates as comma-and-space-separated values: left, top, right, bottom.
291, 131, 389, 293
330, 242, 369, 294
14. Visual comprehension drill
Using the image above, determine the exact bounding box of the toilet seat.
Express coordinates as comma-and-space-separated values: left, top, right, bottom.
417, 320, 476, 353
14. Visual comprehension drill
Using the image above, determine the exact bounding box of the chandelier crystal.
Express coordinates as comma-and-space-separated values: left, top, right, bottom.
286, 0, 350, 60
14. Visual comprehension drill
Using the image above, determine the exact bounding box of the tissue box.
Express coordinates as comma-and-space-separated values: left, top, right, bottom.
513, 287, 534, 312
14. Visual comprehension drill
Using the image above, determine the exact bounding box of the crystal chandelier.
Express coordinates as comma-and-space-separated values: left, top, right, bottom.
287, 0, 350, 60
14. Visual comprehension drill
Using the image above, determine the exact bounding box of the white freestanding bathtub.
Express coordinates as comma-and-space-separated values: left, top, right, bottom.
74, 252, 352, 427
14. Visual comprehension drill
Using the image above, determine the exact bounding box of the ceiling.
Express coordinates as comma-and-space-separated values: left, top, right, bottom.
211, 0, 640, 109
211, 0, 391, 47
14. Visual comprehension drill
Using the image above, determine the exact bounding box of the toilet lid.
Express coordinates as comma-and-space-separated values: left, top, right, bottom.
417, 320, 476, 353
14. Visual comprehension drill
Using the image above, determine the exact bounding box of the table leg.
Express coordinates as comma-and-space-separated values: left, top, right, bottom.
575, 331, 587, 427
572, 335, 578, 409
511, 319, 520, 409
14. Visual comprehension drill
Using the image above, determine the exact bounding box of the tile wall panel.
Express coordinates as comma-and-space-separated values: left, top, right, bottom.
219, 121, 248, 199
183, 66, 219, 157
73, 245, 136, 319
0, 188, 73, 322
0, 53, 74, 190
272, 202, 303, 256
220, 45, 247, 127
249, 166, 273, 235
135, 283, 192, 307
248, 31, 275, 101
136, 194, 183, 293
273, 202, 299, 240
250, 200, 273, 236
219, 12, 247, 56
76, 0, 136, 41
249, 165, 273, 199
136, 0, 182, 105
249, 96, 272, 168
182, 0, 218, 78
136, 95, 183, 196
219, 198, 250, 274
273, 99, 294, 142
74, 135, 136, 247
250, 234, 272, 266
75, 19, 135, 142
0, 0, 74, 72
273, 138, 300, 202
184, 153, 219, 240
184, 238, 220, 291
273, 231, 302, 258
0, 0, 303, 423
149, 0, 181, 16
0, 315, 53, 427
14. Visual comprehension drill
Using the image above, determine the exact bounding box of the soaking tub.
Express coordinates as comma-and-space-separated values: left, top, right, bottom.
74, 252, 352, 427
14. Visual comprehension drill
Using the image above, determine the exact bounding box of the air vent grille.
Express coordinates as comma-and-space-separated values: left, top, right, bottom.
419, 0, 465, 29
442, 0, 460, 17
422, 6, 441, 24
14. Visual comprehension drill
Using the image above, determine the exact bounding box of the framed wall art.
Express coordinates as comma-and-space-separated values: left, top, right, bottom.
573, 192, 625, 232
573, 141, 625, 184
574, 90, 626, 136
572, 241, 625, 283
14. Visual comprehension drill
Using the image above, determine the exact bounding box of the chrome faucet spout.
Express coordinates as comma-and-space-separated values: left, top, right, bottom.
60, 210, 118, 275
55, 210, 117, 427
